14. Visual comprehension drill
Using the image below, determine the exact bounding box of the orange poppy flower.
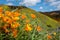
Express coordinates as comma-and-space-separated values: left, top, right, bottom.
5, 29, 9, 33
12, 17, 20, 21
21, 15, 26, 19
11, 22, 20, 29
12, 29, 18, 38
31, 14, 36, 19
14, 12, 20, 17
2, 16, 12, 24
0, 7, 3, 12
2, 16, 9, 22
26, 20, 30, 23
36, 26, 42, 32
7, 18, 12, 24
47, 35, 52, 39
25, 24, 32, 31
5, 11, 12, 17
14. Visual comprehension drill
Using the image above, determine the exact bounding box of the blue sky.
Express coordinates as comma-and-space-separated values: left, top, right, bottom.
0, 0, 60, 12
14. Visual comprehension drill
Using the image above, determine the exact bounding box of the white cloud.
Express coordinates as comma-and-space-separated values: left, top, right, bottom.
50, 9, 53, 11
40, 6, 43, 9
57, 4, 60, 10
19, 0, 41, 6
46, 0, 56, 2
7, 3, 13, 5
50, 1, 60, 6
46, 0, 60, 10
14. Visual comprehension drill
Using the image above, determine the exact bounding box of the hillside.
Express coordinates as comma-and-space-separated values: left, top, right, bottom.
40, 11, 60, 22
10, 6, 60, 28
0, 5, 60, 40
1, 5, 60, 29
17, 7, 60, 29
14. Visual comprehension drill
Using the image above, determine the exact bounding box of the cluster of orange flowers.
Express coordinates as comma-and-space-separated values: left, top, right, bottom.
24, 24, 42, 32
0, 7, 20, 38
0, 6, 43, 38
21, 13, 36, 20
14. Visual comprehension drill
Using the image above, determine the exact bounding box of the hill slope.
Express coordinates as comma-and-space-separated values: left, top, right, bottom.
40, 11, 60, 22
2, 5, 60, 29
0, 5, 60, 40
18, 7, 60, 29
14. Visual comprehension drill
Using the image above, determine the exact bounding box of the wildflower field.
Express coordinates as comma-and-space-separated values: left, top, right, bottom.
0, 5, 60, 40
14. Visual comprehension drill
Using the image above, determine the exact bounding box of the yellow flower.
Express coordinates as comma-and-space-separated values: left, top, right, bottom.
53, 32, 56, 36
11, 22, 20, 29
12, 17, 20, 21
25, 24, 32, 31
31, 14, 36, 19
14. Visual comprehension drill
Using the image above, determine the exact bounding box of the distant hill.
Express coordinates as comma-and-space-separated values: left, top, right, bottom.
39, 11, 60, 22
